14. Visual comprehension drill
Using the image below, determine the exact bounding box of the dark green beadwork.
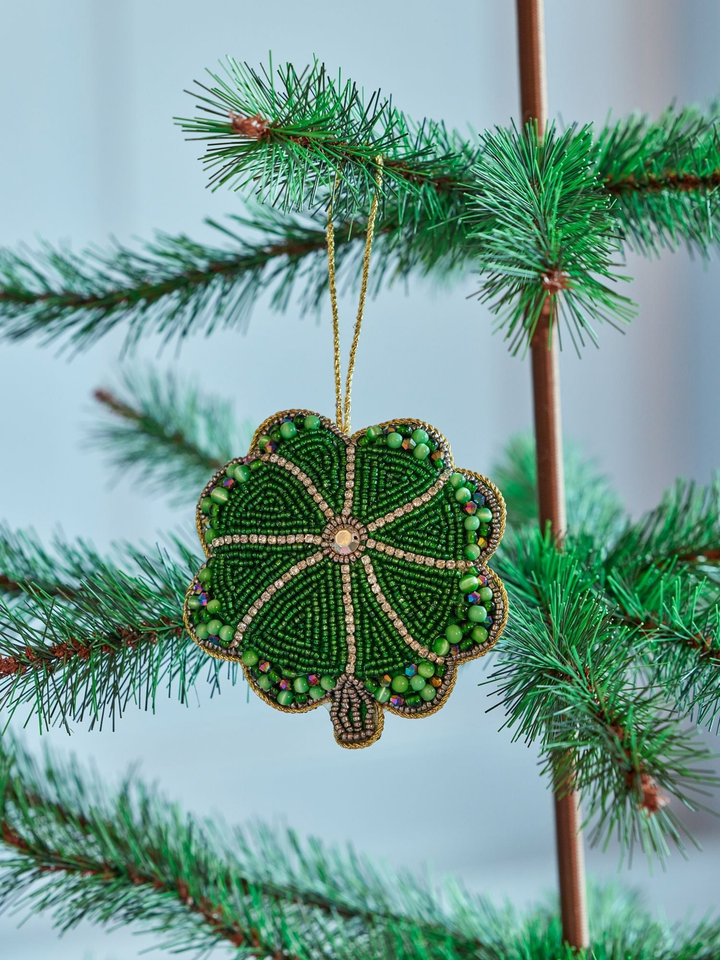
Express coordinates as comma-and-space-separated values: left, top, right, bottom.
184, 410, 507, 749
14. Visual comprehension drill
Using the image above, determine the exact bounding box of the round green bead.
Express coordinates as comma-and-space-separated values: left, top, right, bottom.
309, 685, 325, 700
204, 527, 216, 543
233, 464, 251, 483
198, 567, 212, 583
409, 674, 427, 691
277, 690, 294, 706
386, 432, 403, 449
375, 686, 391, 703
445, 624, 463, 643
210, 487, 230, 505
304, 415, 321, 431
464, 516, 481, 531
366, 425, 383, 440
455, 486, 472, 504
471, 625, 489, 645
258, 434, 271, 449
320, 675, 336, 691
459, 575, 479, 593
468, 605, 488, 623
218, 625, 234, 643
293, 676, 309, 694
420, 685, 437, 702
477, 507, 493, 523
464, 543, 482, 561
479, 586, 494, 603
242, 649, 259, 666
187, 596, 201, 611
257, 675, 272, 691
200, 497, 213, 514
207, 619, 222, 636
280, 421, 297, 440
450, 472, 465, 488
391, 675, 409, 693
434, 637, 451, 655
418, 661, 435, 678
412, 428, 429, 445
413, 442, 430, 460
206, 599, 222, 614
194, 623, 209, 641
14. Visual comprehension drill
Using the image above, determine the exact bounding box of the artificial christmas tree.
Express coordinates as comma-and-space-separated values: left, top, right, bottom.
1, 0, 719, 954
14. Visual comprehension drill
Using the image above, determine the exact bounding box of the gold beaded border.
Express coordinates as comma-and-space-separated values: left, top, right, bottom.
185, 409, 509, 746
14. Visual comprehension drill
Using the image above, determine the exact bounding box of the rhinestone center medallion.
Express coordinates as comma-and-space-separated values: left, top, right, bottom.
323, 517, 367, 562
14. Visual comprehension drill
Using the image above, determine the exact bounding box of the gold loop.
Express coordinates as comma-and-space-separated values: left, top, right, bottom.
326, 157, 384, 434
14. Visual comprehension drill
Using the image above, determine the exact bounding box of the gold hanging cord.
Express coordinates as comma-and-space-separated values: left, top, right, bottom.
326, 156, 384, 435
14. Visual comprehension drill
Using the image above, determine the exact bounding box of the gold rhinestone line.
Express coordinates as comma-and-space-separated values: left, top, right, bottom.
360, 555, 445, 664
212, 533, 323, 549
366, 540, 472, 570
340, 566, 357, 675
341, 441, 356, 517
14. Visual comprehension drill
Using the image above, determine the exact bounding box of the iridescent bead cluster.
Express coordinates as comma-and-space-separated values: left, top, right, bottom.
184, 410, 507, 747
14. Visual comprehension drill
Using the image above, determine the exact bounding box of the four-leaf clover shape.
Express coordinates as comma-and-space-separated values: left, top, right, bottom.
184, 410, 507, 748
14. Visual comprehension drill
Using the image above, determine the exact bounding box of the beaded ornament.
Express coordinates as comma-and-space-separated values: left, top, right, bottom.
184, 409, 508, 748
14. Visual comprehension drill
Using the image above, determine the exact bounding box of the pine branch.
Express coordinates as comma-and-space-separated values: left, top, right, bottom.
2, 739, 720, 960
492, 537, 718, 861
178, 58, 477, 220
596, 104, 720, 257
89, 368, 251, 502
0, 533, 230, 731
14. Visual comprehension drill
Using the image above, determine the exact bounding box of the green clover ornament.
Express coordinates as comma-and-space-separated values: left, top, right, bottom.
184, 410, 508, 748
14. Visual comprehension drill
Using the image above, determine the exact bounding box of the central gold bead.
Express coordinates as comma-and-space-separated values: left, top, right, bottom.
334, 530, 353, 548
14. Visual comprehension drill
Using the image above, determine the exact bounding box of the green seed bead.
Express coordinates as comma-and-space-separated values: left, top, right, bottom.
445, 624, 463, 643
187, 596, 201, 611
413, 442, 430, 460
242, 649, 259, 666
386, 432, 403, 449
450, 472, 465, 488
206, 599, 222, 614
194, 623, 209, 640
304, 415, 321, 431
477, 507, 493, 523
464, 543, 482, 561
200, 497, 213, 514
375, 686, 391, 703
420, 685, 437, 701
409, 674, 427, 691
293, 676, 309, 694
366, 425, 383, 440
468, 605, 488, 623
309, 685, 325, 700
459, 575, 479, 593
471, 625, 489, 645
412, 428, 429, 445
455, 486, 472, 504
434, 637, 451, 655
257, 675, 272, 691
418, 661, 435, 678
210, 487, 230, 505
198, 567, 212, 583
207, 619, 222, 636
233, 464, 251, 483
479, 586, 493, 603
391, 675, 409, 693
280, 421, 297, 440
218, 625, 234, 643
320, 675, 336, 691
277, 690, 294, 706
464, 516, 481, 531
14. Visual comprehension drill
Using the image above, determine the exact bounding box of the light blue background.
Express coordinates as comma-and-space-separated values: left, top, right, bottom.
1, 1, 719, 956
